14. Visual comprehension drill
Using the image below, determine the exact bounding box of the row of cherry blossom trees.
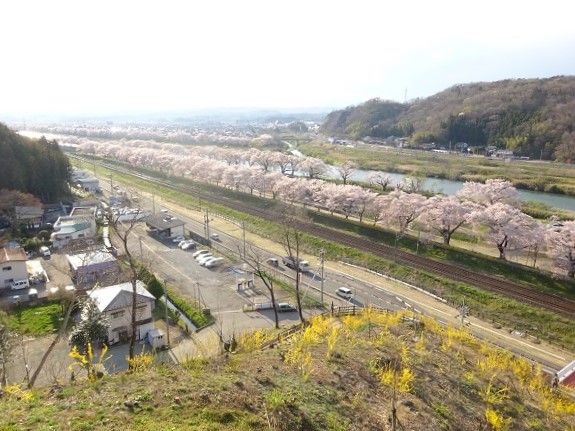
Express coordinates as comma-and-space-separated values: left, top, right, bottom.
77, 139, 575, 277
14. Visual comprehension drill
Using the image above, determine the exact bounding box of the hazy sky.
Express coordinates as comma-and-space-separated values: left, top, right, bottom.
2, 0, 574, 116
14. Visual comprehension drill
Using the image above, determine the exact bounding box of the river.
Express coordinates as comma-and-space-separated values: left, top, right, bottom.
343, 167, 575, 211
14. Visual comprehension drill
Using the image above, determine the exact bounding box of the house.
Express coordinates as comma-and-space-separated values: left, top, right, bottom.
70, 168, 101, 193
88, 281, 157, 344
15, 206, 44, 228
145, 213, 186, 239
51, 207, 97, 248
1, 247, 28, 290
67, 248, 120, 287
76, 177, 101, 193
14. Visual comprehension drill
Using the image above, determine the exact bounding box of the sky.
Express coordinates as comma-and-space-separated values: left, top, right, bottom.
1, 0, 575, 117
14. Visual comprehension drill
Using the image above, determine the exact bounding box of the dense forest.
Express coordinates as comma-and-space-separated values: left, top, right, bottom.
0, 123, 70, 202
321, 76, 575, 161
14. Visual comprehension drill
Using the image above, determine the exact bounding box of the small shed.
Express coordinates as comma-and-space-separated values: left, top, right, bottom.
146, 328, 166, 349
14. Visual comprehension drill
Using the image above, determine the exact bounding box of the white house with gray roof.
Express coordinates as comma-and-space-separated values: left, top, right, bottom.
88, 281, 156, 344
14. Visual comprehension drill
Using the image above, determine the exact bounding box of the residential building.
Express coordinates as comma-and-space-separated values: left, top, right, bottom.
51, 206, 97, 248
0, 247, 28, 290
67, 248, 120, 287
88, 281, 156, 344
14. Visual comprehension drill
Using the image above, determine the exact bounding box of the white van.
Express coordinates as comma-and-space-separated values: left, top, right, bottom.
11, 279, 30, 290
40, 246, 51, 257
336, 287, 353, 300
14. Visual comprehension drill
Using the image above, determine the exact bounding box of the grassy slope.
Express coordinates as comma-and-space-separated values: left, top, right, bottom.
2, 312, 575, 431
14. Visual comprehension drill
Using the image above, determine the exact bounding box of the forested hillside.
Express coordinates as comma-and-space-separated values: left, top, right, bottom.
321, 76, 575, 161
0, 123, 70, 202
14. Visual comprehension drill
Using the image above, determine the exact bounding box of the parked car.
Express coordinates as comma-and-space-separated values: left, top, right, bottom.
178, 239, 195, 249
197, 254, 215, 266
11, 279, 30, 290
39, 246, 51, 257
336, 287, 353, 300
181, 242, 196, 251
192, 249, 210, 258
276, 302, 297, 312
204, 257, 225, 268
171, 235, 186, 243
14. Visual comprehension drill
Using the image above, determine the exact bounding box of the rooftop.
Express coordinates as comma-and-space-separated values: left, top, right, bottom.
0, 247, 27, 264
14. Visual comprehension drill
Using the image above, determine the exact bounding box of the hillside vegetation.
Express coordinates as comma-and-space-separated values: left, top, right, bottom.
0, 123, 71, 202
2, 311, 575, 431
321, 76, 575, 162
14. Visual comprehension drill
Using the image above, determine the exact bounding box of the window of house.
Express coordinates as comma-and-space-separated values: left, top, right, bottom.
136, 305, 147, 318
2, 266, 12, 271
4, 278, 14, 284
111, 310, 125, 319
78, 233, 85, 238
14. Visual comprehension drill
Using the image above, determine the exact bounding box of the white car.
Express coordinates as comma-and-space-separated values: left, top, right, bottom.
336, 287, 353, 300
197, 254, 214, 265
181, 242, 196, 250
172, 235, 186, 243
178, 240, 195, 248
204, 257, 225, 268
193, 249, 210, 259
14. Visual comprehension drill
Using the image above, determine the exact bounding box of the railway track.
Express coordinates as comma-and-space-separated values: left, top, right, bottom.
74, 155, 575, 318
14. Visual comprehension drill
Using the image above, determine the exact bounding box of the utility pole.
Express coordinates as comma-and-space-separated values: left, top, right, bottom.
163, 279, 170, 348
320, 248, 325, 304
204, 209, 210, 240
460, 298, 469, 326
242, 221, 246, 259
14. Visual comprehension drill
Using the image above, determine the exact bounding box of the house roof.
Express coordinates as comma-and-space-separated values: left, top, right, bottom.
88, 281, 155, 312
54, 216, 94, 234
146, 213, 186, 230
67, 249, 117, 270
70, 206, 97, 217
0, 247, 27, 264
15, 206, 44, 219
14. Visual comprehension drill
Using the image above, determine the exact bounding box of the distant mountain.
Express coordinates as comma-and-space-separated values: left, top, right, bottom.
321, 76, 575, 161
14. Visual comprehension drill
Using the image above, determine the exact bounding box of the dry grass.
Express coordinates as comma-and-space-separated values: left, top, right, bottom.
2, 310, 574, 431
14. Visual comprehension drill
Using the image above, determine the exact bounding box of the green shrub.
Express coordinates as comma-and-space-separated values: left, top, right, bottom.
166, 288, 209, 328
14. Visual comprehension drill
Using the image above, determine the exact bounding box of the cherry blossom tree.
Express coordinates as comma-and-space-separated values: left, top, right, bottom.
546, 220, 575, 277
419, 196, 476, 245
457, 179, 520, 208
366, 195, 388, 225
336, 161, 356, 186
379, 190, 427, 234
470, 202, 540, 260
347, 185, 375, 222
366, 172, 393, 191
300, 157, 327, 179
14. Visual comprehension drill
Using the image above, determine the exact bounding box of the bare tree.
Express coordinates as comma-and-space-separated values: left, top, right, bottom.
106, 204, 149, 363
279, 208, 307, 324
242, 245, 280, 329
